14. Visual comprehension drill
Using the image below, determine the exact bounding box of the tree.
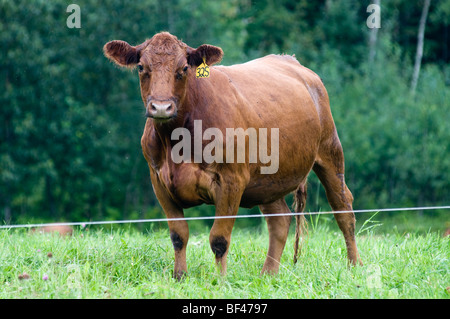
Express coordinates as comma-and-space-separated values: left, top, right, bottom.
411, 0, 431, 93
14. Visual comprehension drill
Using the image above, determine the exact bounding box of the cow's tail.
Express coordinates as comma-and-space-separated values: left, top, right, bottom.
293, 184, 308, 264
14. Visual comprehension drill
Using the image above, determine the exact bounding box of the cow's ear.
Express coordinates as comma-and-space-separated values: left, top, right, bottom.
187, 44, 223, 67
103, 40, 140, 68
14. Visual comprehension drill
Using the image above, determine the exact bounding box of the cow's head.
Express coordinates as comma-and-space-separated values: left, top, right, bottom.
103, 32, 223, 122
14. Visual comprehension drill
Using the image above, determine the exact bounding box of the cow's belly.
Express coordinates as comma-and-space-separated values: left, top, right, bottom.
239, 118, 320, 208
240, 180, 298, 208
240, 150, 317, 208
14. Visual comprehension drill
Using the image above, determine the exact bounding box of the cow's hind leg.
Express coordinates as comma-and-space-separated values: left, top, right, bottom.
313, 133, 362, 266
259, 199, 292, 274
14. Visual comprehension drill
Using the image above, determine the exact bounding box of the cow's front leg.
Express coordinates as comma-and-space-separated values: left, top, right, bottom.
150, 171, 188, 280
209, 181, 244, 275
168, 218, 189, 280
209, 217, 236, 275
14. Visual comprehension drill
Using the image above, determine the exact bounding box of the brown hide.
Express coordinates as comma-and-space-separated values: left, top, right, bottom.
104, 32, 361, 279
31, 225, 73, 236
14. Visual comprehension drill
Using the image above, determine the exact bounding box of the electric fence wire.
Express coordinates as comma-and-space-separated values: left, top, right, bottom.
0, 205, 449, 229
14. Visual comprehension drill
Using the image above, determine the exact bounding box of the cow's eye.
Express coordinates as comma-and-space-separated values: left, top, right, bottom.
183, 66, 188, 72
137, 64, 144, 72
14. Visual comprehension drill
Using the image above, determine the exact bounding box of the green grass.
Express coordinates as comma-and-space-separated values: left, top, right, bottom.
0, 217, 449, 299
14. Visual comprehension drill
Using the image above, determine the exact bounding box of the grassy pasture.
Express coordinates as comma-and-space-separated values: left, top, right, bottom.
0, 214, 448, 299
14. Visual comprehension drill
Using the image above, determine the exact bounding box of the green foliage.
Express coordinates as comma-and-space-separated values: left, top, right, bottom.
1, 0, 449, 226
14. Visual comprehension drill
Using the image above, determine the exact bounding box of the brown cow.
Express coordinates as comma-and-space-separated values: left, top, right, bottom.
104, 32, 361, 280
31, 225, 73, 237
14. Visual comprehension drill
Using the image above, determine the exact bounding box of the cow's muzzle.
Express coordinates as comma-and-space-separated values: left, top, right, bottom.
146, 99, 177, 119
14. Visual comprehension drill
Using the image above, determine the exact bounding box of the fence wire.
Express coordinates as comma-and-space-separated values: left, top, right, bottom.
0, 205, 449, 230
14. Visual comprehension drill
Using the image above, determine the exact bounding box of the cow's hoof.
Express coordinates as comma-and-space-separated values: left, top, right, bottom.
173, 270, 187, 281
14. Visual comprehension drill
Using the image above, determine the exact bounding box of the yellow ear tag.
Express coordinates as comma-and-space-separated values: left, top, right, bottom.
196, 57, 210, 78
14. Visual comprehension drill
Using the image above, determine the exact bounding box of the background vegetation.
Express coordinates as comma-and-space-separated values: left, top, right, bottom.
1, 0, 449, 229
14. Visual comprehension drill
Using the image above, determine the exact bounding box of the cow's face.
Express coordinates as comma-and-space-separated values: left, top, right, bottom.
104, 32, 223, 123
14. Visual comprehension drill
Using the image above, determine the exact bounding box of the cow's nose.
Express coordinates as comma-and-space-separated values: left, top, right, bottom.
146, 101, 176, 118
